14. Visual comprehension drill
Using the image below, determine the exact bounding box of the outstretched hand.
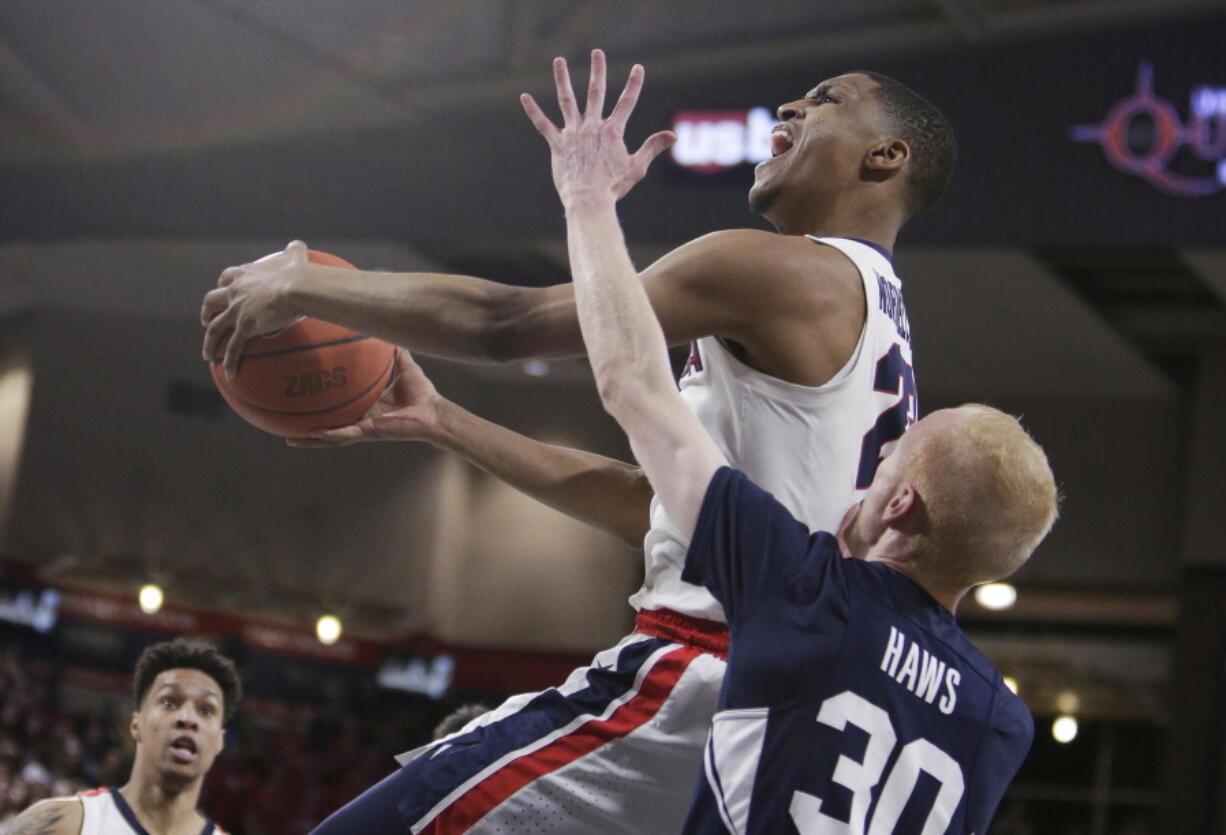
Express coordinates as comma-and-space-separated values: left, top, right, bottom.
286, 348, 444, 448
520, 49, 675, 207
201, 240, 310, 380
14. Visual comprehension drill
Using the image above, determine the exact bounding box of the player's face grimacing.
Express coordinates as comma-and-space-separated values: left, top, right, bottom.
749, 73, 889, 221
130, 669, 226, 785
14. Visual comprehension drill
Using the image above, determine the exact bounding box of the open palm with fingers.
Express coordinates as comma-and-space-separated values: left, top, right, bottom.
520, 49, 675, 208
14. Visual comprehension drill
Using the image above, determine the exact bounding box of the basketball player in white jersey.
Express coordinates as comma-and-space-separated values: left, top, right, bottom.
10, 639, 238, 835
203, 51, 954, 833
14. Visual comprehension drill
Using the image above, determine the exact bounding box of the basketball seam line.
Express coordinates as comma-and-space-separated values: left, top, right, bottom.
218, 352, 395, 417
211, 333, 373, 362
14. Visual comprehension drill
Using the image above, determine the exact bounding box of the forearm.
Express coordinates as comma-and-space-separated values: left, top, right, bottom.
432, 398, 652, 547
287, 265, 583, 362
564, 195, 726, 537
564, 198, 676, 410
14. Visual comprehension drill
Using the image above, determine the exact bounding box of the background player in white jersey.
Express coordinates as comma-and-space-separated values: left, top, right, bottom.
530, 51, 1059, 833
10, 639, 239, 835
205, 51, 955, 832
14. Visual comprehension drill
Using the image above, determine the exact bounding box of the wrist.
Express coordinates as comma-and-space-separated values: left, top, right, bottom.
562, 189, 618, 217
427, 396, 462, 450
284, 262, 329, 312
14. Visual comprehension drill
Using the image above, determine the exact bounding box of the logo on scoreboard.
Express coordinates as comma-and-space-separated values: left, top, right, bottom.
671, 108, 773, 172
1070, 62, 1226, 197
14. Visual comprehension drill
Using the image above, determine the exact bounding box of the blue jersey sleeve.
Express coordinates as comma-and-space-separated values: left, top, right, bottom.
682, 467, 825, 628
965, 692, 1035, 831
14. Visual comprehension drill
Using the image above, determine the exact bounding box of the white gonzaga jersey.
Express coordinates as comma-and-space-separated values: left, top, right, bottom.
631, 237, 917, 622
78, 789, 140, 835
77, 787, 224, 835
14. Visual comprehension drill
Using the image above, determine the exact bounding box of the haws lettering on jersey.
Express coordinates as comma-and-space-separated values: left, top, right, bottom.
880, 626, 960, 714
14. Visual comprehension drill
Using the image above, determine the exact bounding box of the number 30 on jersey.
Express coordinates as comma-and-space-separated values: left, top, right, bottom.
791, 690, 964, 834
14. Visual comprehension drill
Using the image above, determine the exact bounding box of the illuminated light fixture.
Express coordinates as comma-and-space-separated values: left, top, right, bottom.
138, 584, 164, 615
521, 360, 550, 377
1002, 676, 1019, 694
1052, 715, 1079, 744
974, 582, 1017, 611
316, 614, 342, 645
1056, 690, 1080, 714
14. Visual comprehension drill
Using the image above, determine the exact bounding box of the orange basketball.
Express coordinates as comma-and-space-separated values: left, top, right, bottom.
209, 250, 395, 438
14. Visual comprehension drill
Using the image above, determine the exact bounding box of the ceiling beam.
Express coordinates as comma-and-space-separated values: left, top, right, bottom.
0, 32, 90, 148
1184, 250, 1226, 308
932, 0, 990, 41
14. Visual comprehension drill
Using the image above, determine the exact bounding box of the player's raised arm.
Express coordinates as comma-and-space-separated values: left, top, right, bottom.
289, 349, 653, 548
200, 241, 587, 379
522, 50, 727, 538
201, 141, 863, 386
200, 235, 860, 389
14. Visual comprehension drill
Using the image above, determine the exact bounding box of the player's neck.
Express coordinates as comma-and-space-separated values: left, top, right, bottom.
768, 201, 901, 255
911, 575, 964, 614
120, 772, 206, 834
866, 542, 963, 615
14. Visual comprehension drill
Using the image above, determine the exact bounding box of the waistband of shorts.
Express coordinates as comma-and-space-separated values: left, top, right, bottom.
634, 608, 729, 660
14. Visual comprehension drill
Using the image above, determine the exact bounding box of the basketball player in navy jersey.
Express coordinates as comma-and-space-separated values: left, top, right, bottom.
10, 639, 239, 835
525, 51, 1058, 832
207, 51, 957, 833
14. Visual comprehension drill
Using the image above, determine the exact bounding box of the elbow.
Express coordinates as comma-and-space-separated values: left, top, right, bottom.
621, 470, 655, 548
594, 356, 668, 426
594, 369, 641, 423
616, 521, 651, 550
478, 286, 540, 363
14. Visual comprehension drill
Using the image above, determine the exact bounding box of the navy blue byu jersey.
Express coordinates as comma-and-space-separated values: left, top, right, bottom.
681, 468, 1032, 834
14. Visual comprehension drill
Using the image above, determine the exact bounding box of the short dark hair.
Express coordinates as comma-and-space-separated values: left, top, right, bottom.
132, 638, 242, 723
856, 71, 956, 220
432, 703, 490, 740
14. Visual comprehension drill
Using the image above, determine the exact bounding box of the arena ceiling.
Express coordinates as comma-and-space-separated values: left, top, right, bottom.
0, 0, 1223, 720
0, 0, 1219, 163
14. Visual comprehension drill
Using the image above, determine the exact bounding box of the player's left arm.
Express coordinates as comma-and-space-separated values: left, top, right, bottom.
289, 349, 654, 548
522, 50, 727, 537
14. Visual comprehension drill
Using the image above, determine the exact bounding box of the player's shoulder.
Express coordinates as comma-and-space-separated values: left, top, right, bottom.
665, 229, 849, 273
687, 228, 854, 267
666, 229, 862, 306
7, 796, 84, 835
992, 681, 1035, 738
847, 562, 1015, 682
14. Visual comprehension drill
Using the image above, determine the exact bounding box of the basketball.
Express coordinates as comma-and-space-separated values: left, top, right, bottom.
209, 250, 395, 438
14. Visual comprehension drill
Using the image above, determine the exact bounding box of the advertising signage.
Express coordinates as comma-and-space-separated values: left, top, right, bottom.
0, 12, 1220, 248
671, 108, 773, 172
1070, 62, 1226, 198
654, 13, 1225, 246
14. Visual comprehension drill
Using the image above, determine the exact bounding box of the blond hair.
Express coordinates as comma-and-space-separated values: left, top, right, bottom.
901, 405, 1058, 586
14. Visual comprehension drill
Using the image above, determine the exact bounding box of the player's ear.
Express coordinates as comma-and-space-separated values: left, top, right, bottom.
130, 711, 141, 743
882, 483, 924, 531
864, 138, 909, 175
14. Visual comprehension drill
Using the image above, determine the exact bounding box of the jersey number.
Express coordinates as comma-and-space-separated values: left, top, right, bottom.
856, 344, 917, 489
789, 690, 964, 835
